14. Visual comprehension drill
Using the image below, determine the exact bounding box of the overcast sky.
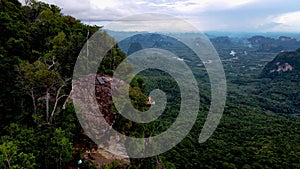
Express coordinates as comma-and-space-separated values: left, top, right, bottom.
20, 0, 300, 32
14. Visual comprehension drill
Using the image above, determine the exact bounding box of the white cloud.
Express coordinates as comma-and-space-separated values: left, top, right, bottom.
18, 0, 300, 32
104, 13, 199, 32
267, 11, 300, 32
89, 0, 119, 10
27, 0, 258, 20
127, 0, 258, 14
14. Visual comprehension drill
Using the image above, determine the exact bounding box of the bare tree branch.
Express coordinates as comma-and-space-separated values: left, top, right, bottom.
49, 84, 67, 124
48, 56, 56, 70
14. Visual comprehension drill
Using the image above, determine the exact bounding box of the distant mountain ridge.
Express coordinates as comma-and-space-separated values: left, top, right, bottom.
248, 36, 300, 52
118, 33, 177, 55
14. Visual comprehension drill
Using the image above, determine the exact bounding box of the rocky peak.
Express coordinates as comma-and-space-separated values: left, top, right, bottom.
262, 48, 300, 79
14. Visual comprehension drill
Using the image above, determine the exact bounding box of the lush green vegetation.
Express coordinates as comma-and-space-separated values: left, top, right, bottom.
1, 0, 300, 169
118, 33, 300, 168
0, 0, 99, 168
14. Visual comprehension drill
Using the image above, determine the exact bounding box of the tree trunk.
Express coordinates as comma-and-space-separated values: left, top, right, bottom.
46, 88, 49, 123
30, 90, 37, 115
49, 84, 68, 124
59, 151, 62, 169
156, 155, 164, 169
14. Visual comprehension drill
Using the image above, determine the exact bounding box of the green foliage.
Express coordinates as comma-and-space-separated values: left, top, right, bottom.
43, 128, 74, 168
119, 34, 300, 168
102, 160, 121, 169
0, 137, 36, 169
98, 45, 127, 75
0, 1, 99, 168
0, 0, 100, 126
17, 61, 63, 89
1, 123, 74, 169
80, 161, 98, 169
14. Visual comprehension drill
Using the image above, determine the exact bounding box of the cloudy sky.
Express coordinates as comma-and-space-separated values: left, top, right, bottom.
20, 0, 300, 32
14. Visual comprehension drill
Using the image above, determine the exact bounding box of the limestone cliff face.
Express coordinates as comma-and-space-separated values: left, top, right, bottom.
71, 74, 129, 161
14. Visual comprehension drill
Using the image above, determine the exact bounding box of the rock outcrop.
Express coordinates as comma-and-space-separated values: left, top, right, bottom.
71, 74, 130, 165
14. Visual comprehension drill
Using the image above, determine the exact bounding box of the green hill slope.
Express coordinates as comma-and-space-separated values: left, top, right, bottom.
262, 49, 300, 80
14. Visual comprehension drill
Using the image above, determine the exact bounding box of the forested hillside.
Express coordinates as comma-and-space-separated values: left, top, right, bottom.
0, 0, 98, 124
262, 48, 300, 79
0, 0, 121, 168
254, 49, 300, 116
